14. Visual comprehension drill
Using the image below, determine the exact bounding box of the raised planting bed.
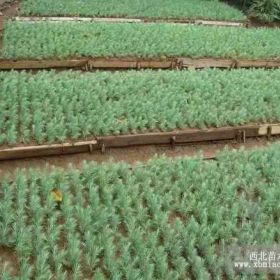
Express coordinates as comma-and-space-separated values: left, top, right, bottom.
2, 21, 280, 60
1, 69, 280, 146
1, 144, 280, 279
1, 69, 280, 159
19, 0, 246, 21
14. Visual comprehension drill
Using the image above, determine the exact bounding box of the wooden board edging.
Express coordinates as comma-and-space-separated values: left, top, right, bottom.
1, 57, 280, 70
0, 140, 98, 160
0, 59, 88, 70
96, 124, 261, 148
0, 124, 279, 161
13, 16, 247, 27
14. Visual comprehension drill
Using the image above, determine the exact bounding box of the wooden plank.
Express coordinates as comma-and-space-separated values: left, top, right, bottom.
0, 140, 98, 160
258, 125, 270, 136
194, 19, 245, 27
135, 60, 174, 69
13, 16, 143, 23
87, 58, 174, 69
237, 59, 280, 68
87, 58, 137, 69
0, 57, 280, 70
271, 124, 280, 135
0, 59, 88, 69
179, 57, 234, 68
180, 58, 280, 69
174, 126, 259, 142
13, 16, 246, 27
97, 125, 262, 148
0, 124, 278, 161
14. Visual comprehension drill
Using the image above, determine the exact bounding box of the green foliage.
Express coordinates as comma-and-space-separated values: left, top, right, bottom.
3, 21, 280, 59
1, 144, 280, 279
19, 0, 246, 20
246, 0, 280, 22
1, 69, 280, 145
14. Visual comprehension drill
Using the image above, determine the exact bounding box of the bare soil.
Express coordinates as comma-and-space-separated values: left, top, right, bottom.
0, 0, 18, 23
0, 0, 18, 50
0, 246, 19, 277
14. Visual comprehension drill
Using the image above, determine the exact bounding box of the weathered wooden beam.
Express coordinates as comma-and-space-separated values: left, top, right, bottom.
0, 59, 88, 69
13, 16, 246, 27
1, 57, 280, 70
96, 124, 264, 148
0, 124, 279, 161
0, 140, 98, 160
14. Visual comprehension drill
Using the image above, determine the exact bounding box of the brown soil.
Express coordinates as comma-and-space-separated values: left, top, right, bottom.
248, 18, 280, 28
0, 246, 19, 277
0, 0, 18, 50
168, 211, 186, 224
0, 137, 278, 180
0, 0, 18, 23
0, 0, 18, 15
